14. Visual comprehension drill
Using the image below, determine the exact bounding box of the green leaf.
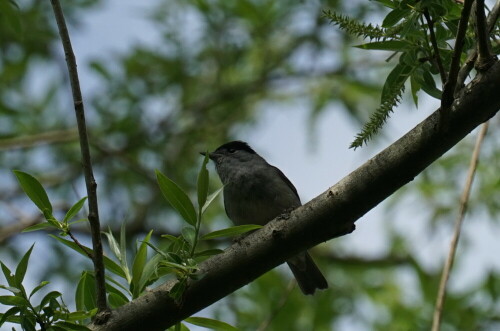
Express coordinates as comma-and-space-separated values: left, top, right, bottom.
159, 261, 191, 272
201, 186, 224, 214
119, 222, 131, 283
381, 62, 413, 102
131, 230, 153, 297
184, 317, 239, 331
371, 0, 397, 9
193, 249, 224, 258
75, 271, 96, 312
197, 153, 210, 210
22, 222, 53, 233
105, 281, 130, 309
54, 321, 92, 331
169, 280, 187, 301
181, 227, 196, 247
156, 170, 197, 226
15, 244, 34, 287
108, 292, 129, 309
63, 197, 87, 224
39, 291, 61, 311
1, 262, 15, 287
0, 0, 22, 36
0, 285, 21, 295
13, 170, 53, 214
410, 74, 420, 107
0, 295, 29, 307
382, 8, 410, 27
354, 40, 409, 51
201, 225, 262, 240
105, 275, 131, 296
0, 307, 20, 326
138, 253, 163, 293
29, 281, 49, 298
104, 228, 121, 262
49, 235, 126, 279
420, 69, 442, 99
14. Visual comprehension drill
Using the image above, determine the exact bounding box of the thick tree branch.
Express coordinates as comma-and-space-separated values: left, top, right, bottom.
49, 0, 108, 316
91, 60, 500, 331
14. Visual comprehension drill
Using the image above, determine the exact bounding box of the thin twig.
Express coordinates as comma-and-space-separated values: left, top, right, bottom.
423, 9, 447, 83
0, 128, 78, 150
441, 0, 474, 110
475, 0, 496, 70
49, 0, 109, 316
455, 0, 499, 93
68, 230, 94, 260
431, 122, 489, 331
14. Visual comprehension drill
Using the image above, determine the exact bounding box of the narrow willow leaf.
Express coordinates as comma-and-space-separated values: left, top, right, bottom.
0, 306, 20, 326
156, 170, 197, 226
75, 271, 96, 312
0, 295, 29, 307
105, 281, 130, 309
54, 321, 92, 331
39, 291, 61, 310
22, 222, 52, 233
193, 249, 224, 258
201, 186, 224, 214
62, 197, 87, 224
381, 62, 413, 102
181, 227, 196, 247
12, 170, 52, 214
29, 281, 49, 298
197, 152, 210, 210
49, 235, 126, 279
201, 225, 262, 240
185, 317, 239, 331
15, 244, 34, 287
119, 222, 131, 283
0, 285, 20, 294
382, 8, 410, 27
355, 40, 409, 51
131, 230, 153, 298
104, 229, 121, 263
1, 262, 15, 287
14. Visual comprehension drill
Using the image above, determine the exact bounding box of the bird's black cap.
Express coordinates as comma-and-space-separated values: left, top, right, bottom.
214, 141, 256, 154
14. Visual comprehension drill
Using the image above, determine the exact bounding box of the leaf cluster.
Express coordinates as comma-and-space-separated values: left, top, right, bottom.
326, 0, 484, 148
11, 157, 260, 329
0, 245, 94, 331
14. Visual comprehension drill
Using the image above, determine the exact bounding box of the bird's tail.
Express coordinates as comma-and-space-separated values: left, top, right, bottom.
287, 251, 328, 295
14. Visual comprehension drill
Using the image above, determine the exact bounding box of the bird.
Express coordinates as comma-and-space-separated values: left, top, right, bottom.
203, 140, 327, 295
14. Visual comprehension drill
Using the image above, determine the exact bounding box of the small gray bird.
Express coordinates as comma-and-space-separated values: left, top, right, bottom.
204, 141, 327, 295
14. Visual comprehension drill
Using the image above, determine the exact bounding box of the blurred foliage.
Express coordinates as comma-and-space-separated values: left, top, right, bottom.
1, 0, 500, 330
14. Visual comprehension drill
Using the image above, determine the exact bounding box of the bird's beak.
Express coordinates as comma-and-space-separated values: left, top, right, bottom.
200, 151, 214, 160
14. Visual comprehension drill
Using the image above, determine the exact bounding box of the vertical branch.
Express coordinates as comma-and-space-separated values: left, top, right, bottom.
431, 122, 489, 331
475, 0, 496, 70
441, 0, 474, 110
49, 0, 109, 316
423, 9, 447, 83
455, 0, 500, 93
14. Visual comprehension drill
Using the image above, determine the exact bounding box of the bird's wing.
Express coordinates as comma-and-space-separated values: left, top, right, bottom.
271, 165, 301, 203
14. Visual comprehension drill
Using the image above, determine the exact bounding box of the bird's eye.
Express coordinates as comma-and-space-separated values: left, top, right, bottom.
228, 148, 236, 153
